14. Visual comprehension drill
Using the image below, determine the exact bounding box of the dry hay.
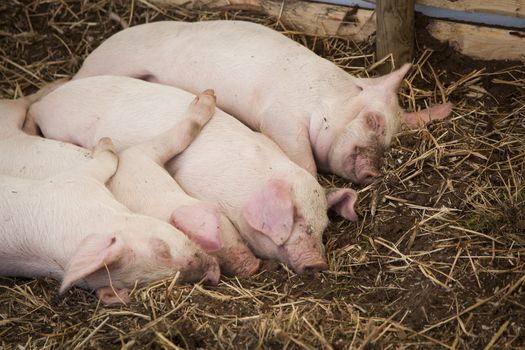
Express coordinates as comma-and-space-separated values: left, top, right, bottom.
1, 0, 524, 349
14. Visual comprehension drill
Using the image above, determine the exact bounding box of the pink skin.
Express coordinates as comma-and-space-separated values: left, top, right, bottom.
0, 132, 220, 305
105, 91, 261, 277
311, 63, 453, 184
73, 20, 452, 184
326, 188, 358, 221
171, 203, 223, 252
239, 179, 356, 273
241, 181, 355, 273
0, 79, 67, 139
21, 88, 260, 277
27, 76, 359, 274
60, 227, 221, 299
171, 203, 261, 277
284, 228, 328, 274
404, 102, 453, 128
241, 179, 328, 273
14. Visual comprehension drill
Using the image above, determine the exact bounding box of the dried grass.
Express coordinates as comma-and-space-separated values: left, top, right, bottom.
1, 0, 524, 349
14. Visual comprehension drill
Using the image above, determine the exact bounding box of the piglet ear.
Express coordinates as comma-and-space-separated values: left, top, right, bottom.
385, 63, 412, 90
60, 233, 125, 294
326, 188, 359, 222
170, 203, 223, 252
357, 63, 412, 91
242, 179, 294, 246
403, 102, 453, 128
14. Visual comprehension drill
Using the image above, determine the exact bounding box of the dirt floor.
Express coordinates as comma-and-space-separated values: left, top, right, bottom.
1, 1, 524, 349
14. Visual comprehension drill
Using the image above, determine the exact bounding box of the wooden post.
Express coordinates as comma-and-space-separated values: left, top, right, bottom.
376, 0, 415, 73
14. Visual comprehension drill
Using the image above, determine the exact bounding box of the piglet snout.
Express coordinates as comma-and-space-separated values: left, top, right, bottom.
355, 168, 379, 185
203, 261, 221, 285
285, 239, 328, 275
352, 150, 383, 184
179, 252, 221, 285
239, 257, 261, 277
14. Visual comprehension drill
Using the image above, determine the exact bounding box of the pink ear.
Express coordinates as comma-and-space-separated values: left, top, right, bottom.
242, 179, 294, 246
387, 63, 412, 90
365, 112, 386, 136
326, 188, 359, 222
60, 233, 125, 293
357, 63, 412, 91
404, 102, 453, 128
170, 203, 223, 252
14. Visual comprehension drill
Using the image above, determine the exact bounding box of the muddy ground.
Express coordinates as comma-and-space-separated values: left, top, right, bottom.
0, 1, 524, 349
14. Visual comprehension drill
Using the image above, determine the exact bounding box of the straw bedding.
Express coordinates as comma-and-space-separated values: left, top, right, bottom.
0, 1, 524, 348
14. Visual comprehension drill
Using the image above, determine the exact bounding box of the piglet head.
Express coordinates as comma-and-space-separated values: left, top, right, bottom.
323, 64, 453, 184
61, 222, 220, 304
327, 110, 396, 184
171, 203, 260, 277
143, 229, 220, 287
320, 64, 412, 184
242, 179, 329, 274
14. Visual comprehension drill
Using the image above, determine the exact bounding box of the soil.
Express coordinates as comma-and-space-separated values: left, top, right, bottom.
0, 1, 524, 349
413, 14, 524, 110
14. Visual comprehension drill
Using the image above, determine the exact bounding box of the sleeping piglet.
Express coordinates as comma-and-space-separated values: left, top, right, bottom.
5, 89, 259, 277
74, 20, 453, 184
27, 76, 359, 274
0, 126, 219, 305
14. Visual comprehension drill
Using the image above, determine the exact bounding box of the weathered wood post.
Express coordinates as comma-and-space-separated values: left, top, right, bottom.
376, 0, 415, 73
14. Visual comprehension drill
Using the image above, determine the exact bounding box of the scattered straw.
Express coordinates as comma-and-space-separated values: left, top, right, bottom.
0, 0, 524, 348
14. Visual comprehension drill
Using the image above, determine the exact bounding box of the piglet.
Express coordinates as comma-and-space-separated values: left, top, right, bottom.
0, 135, 219, 305
5, 89, 259, 277
74, 20, 453, 184
28, 76, 358, 274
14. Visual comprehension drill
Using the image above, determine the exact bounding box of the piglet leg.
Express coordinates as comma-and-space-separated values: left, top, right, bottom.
136, 89, 216, 165
403, 102, 453, 129
96, 286, 131, 305
261, 113, 318, 176
70, 137, 119, 183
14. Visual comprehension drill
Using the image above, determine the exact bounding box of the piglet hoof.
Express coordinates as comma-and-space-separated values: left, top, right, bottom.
108, 11, 130, 29
96, 286, 130, 305
188, 89, 217, 126
93, 137, 117, 157
299, 261, 328, 275
403, 102, 453, 129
